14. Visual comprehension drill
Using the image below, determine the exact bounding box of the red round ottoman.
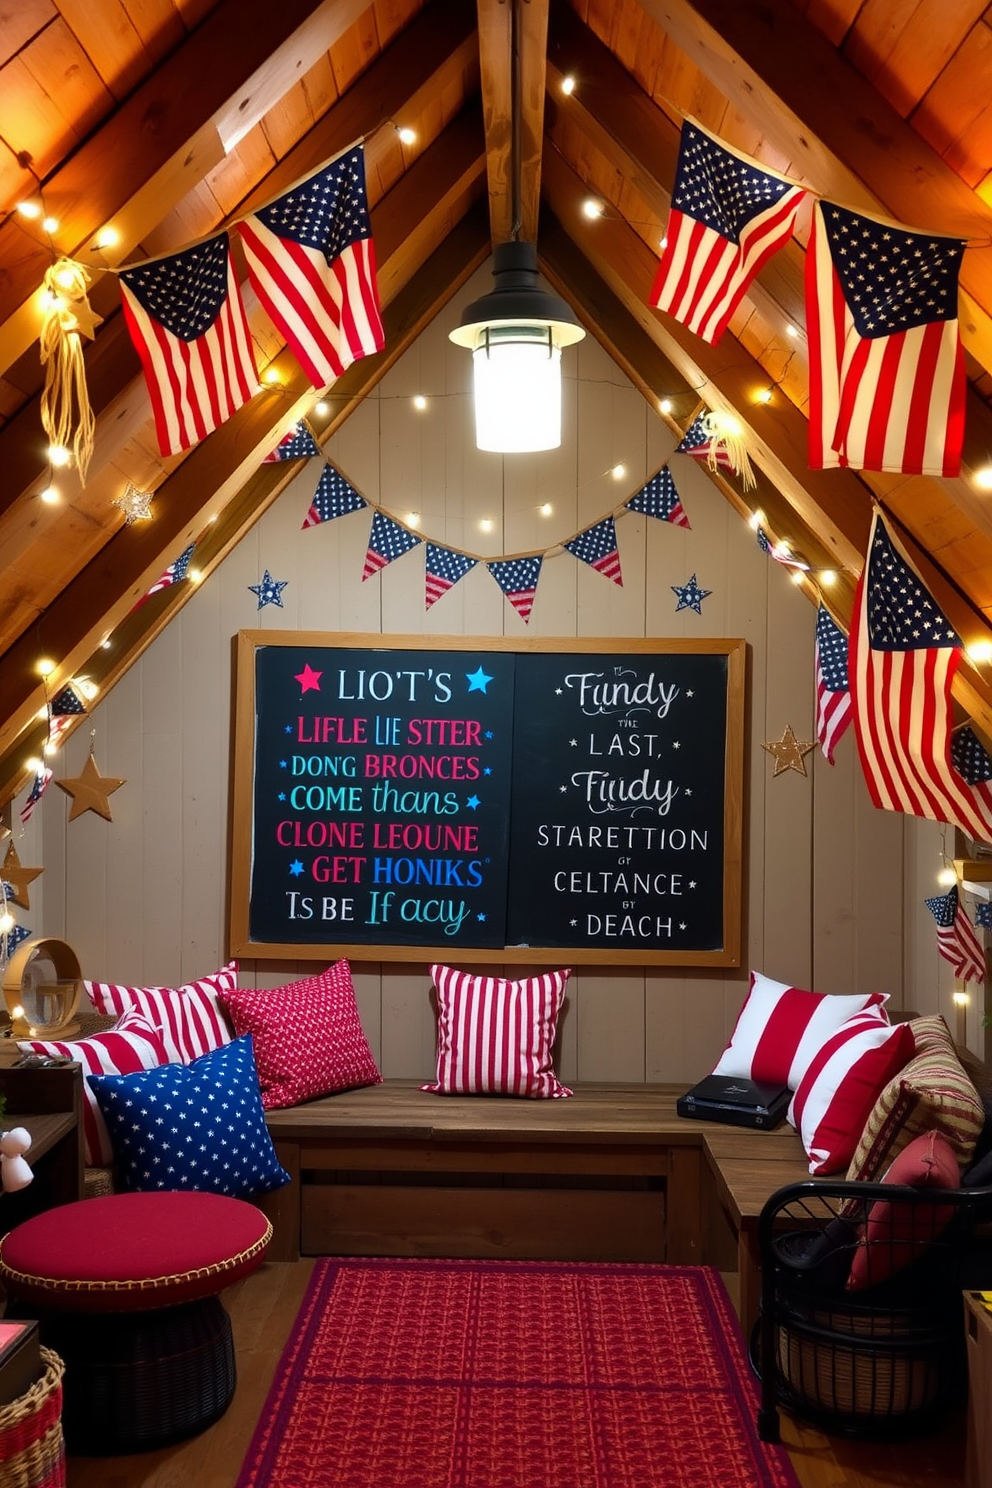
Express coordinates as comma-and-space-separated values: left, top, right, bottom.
0, 1191, 271, 1455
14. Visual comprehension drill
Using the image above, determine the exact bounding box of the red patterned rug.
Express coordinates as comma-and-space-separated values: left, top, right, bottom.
235, 1258, 800, 1488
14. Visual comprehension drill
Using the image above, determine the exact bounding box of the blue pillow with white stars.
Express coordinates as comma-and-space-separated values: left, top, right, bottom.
87, 1034, 291, 1199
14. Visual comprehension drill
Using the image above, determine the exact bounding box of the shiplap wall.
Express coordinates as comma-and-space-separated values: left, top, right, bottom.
19, 264, 976, 1079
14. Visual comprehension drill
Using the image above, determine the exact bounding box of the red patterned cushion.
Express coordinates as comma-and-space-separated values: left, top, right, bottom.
85, 963, 237, 1063
847, 1130, 960, 1291
788, 1012, 915, 1175
219, 960, 381, 1110
712, 971, 889, 1089
18, 1019, 171, 1165
422, 964, 572, 1098
0, 1192, 271, 1311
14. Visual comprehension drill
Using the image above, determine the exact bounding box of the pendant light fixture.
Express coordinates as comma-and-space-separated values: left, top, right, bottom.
448, 0, 584, 453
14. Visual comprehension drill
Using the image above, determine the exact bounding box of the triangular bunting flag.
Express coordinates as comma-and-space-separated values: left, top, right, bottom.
19, 764, 53, 825
303, 465, 367, 529
564, 517, 623, 586
425, 545, 477, 609
263, 422, 321, 462
756, 528, 809, 570
132, 542, 196, 611
487, 557, 542, 623
362, 511, 422, 581
2, 924, 31, 956
625, 466, 690, 528
50, 685, 86, 717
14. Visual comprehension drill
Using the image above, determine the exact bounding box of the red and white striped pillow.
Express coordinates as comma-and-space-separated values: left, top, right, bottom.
85, 962, 237, 1064
422, 964, 572, 1098
788, 1011, 916, 1175
712, 971, 889, 1090
18, 1017, 171, 1166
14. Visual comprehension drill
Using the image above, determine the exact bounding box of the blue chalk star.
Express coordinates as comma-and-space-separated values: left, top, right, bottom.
671, 574, 711, 614
466, 666, 493, 693
289, 860, 304, 877
249, 570, 288, 609
466, 795, 481, 810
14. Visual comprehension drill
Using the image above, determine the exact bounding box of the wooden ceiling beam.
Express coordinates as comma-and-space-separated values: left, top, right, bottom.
477, 0, 549, 244
0, 203, 492, 810
0, 0, 375, 380
640, 0, 992, 380
0, 122, 488, 775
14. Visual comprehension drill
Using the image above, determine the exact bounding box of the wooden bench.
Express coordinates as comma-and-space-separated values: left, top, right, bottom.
260, 1079, 810, 1336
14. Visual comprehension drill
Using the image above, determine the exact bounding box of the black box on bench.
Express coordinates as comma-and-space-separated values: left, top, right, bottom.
676, 1075, 789, 1130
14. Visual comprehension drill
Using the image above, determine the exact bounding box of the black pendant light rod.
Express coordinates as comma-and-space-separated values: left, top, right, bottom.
510, 0, 522, 242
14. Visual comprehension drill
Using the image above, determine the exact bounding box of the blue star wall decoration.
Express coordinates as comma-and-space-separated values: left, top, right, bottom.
671, 574, 712, 614
249, 570, 288, 609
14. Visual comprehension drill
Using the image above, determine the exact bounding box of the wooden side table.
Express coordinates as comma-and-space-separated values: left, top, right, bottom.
966, 1292, 992, 1488
0, 1063, 83, 1227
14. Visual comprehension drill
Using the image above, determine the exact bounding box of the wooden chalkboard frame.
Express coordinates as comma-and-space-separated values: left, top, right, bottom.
229, 632, 745, 966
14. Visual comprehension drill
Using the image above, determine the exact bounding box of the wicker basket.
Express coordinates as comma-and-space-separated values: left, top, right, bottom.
0, 1348, 65, 1488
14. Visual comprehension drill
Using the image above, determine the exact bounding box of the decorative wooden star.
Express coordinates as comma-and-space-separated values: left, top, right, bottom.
1, 843, 42, 909
762, 723, 817, 777
55, 753, 126, 821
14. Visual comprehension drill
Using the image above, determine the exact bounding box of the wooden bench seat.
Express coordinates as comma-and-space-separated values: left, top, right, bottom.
260, 1079, 810, 1335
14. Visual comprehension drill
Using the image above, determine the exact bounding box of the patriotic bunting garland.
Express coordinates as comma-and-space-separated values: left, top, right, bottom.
487, 558, 542, 623
303, 465, 367, 528
425, 546, 477, 609
564, 517, 623, 586
362, 512, 422, 581
264, 423, 321, 462
624, 466, 689, 528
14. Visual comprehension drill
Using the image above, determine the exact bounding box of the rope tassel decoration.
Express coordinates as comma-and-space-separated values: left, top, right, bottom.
40, 257, 102, 485
700, 409, 756, 491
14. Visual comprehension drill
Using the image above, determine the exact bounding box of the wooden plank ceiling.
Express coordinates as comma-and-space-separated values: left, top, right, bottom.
3, 0, 992, 806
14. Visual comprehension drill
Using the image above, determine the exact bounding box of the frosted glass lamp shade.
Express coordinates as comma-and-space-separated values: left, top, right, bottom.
472, 332, 563, 452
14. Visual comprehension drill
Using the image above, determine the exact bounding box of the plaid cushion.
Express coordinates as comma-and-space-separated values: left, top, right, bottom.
845, 1014, 984, 1181
422, 964, 572, 1098
19, 1018, 171, 1166
85, 963, 237, 1063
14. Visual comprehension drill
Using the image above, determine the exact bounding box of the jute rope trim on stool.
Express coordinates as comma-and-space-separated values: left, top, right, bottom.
0, 1222, 272, 1296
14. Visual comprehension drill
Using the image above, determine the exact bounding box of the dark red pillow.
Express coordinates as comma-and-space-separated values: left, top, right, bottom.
847, 1129, 960, 1291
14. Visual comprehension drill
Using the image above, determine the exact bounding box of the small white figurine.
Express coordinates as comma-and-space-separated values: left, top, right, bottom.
0, 1128, 34, 1192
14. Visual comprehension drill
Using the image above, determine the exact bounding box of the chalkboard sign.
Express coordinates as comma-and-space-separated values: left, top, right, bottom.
230, 634, 745, 966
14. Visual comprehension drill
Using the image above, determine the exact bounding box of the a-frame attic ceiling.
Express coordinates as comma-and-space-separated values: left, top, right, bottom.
5, 0, 992, 810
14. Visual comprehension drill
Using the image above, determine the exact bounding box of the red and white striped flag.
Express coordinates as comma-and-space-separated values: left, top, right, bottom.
851, 512, 992, 844
814, 604, 853, 765
119, 234, 259, 457
651, 120, 805, 345
806, 200, 966, 477
238, 143, 384, 390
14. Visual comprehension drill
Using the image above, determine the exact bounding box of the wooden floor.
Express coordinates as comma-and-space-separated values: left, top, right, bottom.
65, 1260, 969, 1488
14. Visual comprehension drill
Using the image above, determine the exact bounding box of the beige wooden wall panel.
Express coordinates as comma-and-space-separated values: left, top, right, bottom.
22, 259, 952, 1081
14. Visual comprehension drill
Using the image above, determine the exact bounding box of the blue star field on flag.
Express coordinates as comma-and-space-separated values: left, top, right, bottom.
816, 604, 849, 694
670, 122, 797, 244
564, 517, 623, 586
672, 574, 712, 614
425, 545, 477, 609
925, 887, 959, 929
123, 235, 231, 339
302, 465, 368, 528
977, 902, 992, 930
362, 511, 421, 580
624, 466, 690, 528
50, 685, 86, 717
487, 556, 543, 623
821, 204, 964, 339
249, 570, 288, 609
951, 725, 992, 786
3, 924, 31, 955
264, 422, 321, 462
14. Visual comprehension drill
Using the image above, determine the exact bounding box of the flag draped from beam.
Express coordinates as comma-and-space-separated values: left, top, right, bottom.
564, 517, 623, 585
924, 886, 986, 984
806, 201, 966, 476
488, 557, 542, 623
650, 120, 805, 345
263, 423, 321, 462
238, 144, 384, 389
119, 234, 259, 457
851, 512, 992, 844
814, 603, 853, 765
625, 467, 690, 528
362, 512, 421, 581
425, 546, 476, 609
302, 465, 367, 528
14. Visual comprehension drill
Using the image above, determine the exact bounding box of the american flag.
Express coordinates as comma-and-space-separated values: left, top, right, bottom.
806, 200, 966, 477
238, 144, 384, 390
625, 466, 690, 528
756, 528, 809, 570
119, 234, 259, 457
50, 685, 86, 718
426, 546, 476, 609
814, 603, 853, 765
564, 518, 623, 586
302, 465, 367, 528
263, 423, 320, 462
675, 412, 735, 471
924, 886, 986, 984
488, 557, 542, 623
19, 765, 53, 825
650, 121, 805, 345
132, 543, 195, 611
952, 726, 992, 809
362, 512, 421, 581
851, 512, 992, 844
